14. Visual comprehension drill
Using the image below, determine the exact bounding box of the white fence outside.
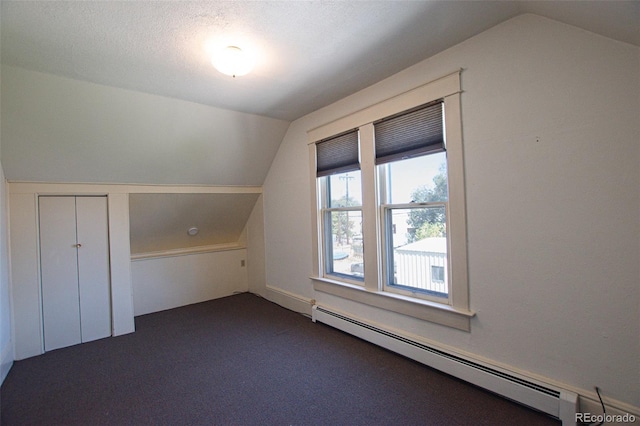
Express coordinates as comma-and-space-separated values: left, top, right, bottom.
394, 237, 448, 294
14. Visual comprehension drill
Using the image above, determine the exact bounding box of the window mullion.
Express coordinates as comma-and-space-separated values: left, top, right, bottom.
358, 123, 379, 291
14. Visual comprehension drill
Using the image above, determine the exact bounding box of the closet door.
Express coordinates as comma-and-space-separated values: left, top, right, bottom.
39, 196, 111, 352
39, 196, 82, 351
76, 197, 111, 343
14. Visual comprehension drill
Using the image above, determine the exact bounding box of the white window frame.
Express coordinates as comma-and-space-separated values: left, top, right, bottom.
308, 71, 473, 331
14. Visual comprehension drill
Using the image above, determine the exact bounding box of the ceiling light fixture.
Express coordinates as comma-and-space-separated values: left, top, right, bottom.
212, 46, 254, 78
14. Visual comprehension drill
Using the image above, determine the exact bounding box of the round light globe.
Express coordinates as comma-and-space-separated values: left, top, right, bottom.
212, 46, 254, 77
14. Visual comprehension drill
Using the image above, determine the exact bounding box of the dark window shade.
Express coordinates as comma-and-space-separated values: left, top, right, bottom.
316, 129, 360, 177
374, 100, 444, 165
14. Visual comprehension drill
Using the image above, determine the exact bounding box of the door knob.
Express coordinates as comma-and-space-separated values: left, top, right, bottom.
74, 243, 82, 248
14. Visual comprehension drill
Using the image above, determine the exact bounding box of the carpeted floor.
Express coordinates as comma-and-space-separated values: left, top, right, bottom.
1, 293, 560, 425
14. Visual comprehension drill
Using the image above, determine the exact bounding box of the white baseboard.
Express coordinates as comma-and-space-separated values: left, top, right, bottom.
1, 340, 14, 384
265, 285, 314, 316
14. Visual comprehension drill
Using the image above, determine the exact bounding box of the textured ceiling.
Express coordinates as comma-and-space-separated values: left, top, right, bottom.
3, 1, 636, 122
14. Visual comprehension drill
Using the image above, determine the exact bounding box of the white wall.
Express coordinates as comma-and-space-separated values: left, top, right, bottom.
0, 165, 13, 383
131, 249, 248, 316
0, 54, 14, 383
246, 194, 267, 297
262, 14, 639, 411
7, 192, 41, 359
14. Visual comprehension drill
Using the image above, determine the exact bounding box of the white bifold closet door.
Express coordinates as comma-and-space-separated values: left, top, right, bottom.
39, 196, 111, 352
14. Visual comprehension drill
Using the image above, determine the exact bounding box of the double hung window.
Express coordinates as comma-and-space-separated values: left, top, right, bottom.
316, 130, 364, 281
376, 101, 450, 301
309, 71, 472, 331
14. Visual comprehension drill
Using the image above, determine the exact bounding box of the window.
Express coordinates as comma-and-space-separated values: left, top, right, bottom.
376, 101, 450, 301
322, 171, 364, 280
309, 71, 472, 331
316, 130, 364, 282
431, 266, 445, 283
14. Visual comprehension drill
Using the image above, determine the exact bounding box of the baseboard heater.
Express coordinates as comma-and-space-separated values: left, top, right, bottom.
312, 305, 578, 426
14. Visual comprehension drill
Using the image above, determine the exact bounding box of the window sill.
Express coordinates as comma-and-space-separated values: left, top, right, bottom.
311, 276, 474, 332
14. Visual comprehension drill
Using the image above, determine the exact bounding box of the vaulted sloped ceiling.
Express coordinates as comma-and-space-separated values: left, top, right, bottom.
2, 1, 637, 123
0, 1, 523, 122
1, 1, 638, 187
1, 66, 290, 186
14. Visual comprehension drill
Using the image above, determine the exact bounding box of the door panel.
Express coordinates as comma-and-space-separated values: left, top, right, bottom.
76, 196, 112, 342
39, 196, 81, 351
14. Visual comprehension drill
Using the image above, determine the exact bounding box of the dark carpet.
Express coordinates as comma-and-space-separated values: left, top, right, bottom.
1, 293, 560, 425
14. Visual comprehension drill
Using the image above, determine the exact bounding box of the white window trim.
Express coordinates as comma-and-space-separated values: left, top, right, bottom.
308, 70, 474, 331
